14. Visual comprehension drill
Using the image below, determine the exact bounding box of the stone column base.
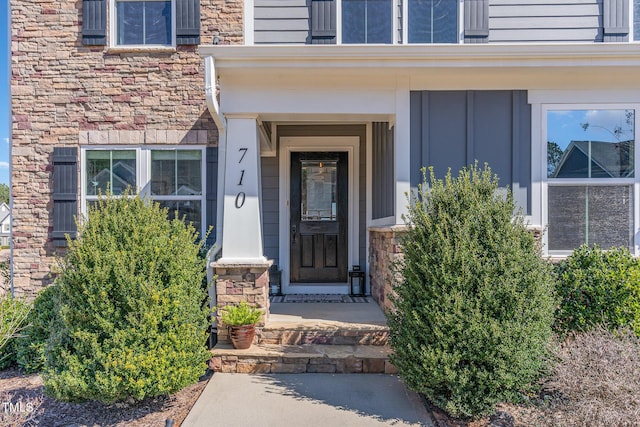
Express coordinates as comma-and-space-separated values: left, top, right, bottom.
368, 226, 408, 313
212, 261, 272, 344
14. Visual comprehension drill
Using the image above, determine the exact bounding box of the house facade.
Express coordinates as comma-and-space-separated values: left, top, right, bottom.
10, 1, 640, 310
0, 203, 10, 247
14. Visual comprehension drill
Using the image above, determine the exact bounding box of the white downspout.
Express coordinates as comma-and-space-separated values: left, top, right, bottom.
204, 56, 226, 338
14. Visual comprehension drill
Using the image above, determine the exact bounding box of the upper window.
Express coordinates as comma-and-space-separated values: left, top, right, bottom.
546, 109, 636, 253
340, 0, 459, 44
342, 0, 393, 44
408, 0, 458, 43
635, 0, 640, 40
114, 0, 174, 46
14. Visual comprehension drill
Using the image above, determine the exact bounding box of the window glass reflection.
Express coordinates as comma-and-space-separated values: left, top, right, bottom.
547, 110, 635, 178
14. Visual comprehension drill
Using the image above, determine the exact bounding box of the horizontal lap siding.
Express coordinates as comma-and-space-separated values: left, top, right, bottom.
255, 0, 310, 44
489, 0, 603, 42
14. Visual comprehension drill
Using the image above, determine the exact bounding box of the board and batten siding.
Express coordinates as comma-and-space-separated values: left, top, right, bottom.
372, 122, 394, 220
410, 90, 531, 215
254, 0, 311, 44
489, 0, 604, 42
261, 155, 281, 266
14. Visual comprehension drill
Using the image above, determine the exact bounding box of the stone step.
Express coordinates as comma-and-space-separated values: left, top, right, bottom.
209, 343, 397, 374
257, 324, 389, 346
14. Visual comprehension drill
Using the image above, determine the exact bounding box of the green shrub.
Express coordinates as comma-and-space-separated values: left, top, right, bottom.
43, 191, 210, 403
15, 285, 61, 373
554, 245, 640, 335
0, 293, 31, 368
388, 164, 556, 419
218, 302, 262, 326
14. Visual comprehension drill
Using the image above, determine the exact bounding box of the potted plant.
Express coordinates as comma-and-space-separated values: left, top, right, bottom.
218, 302, 262, 349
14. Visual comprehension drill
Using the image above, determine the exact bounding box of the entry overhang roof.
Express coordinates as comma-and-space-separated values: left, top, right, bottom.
199, 43, 640, 69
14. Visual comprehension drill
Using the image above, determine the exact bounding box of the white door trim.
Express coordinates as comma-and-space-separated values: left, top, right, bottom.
278, 136, 360, 294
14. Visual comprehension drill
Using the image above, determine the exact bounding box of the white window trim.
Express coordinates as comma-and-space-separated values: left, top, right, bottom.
81, 146, 207, 237
537, 102, 640, 257
336, 0, 463, 45
109, 0, 177, 49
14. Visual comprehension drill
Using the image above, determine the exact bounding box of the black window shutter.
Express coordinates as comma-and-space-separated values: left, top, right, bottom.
603, 0, 629, 42
82, 0, 107, 46
176, 0, 201, 45
309, 0, 336, 44
52, 147, 78, 247
205, 147, 218, 247
464, 0, 489, 44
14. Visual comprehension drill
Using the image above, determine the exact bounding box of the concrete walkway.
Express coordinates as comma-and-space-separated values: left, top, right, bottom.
182, 373, 434, 427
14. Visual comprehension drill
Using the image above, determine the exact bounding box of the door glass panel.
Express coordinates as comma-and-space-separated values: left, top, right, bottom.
301, 161, 337, 221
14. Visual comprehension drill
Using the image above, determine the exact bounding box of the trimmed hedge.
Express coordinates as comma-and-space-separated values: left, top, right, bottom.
554, 244, 640, 335
43, 191, 210, 403
15, 284, 61, 373
388, 164, 556, 418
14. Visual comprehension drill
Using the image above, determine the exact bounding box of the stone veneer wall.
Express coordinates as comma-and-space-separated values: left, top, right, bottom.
369, 225, 545, 313
213, 264, 271, 344
368, 226, 408, 313
11, 0, 243, 296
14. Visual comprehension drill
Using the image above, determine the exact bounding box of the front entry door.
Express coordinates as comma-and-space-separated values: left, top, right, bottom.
290, 152, 348, 283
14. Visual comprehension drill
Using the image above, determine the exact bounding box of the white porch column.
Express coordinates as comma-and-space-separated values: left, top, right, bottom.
395, 77, 411, 224
218, 115, 267, 264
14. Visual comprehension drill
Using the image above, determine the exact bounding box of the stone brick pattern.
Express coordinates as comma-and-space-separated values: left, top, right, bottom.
209, 346, 397, 374
368, 226, 407, 313
10, 0, 243, 296
214, 264, 270, 343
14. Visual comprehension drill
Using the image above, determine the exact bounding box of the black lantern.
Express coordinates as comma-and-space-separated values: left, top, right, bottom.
349, 265, 366, 297
269, 264, 283, 296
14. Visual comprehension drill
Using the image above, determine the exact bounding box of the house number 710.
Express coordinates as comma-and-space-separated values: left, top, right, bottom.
235, 148, 248, 209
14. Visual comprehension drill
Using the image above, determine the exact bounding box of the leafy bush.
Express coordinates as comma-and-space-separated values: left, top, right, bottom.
388, 164, 556, 419
540, 327, 640, 427
218, 302, 262, 326
43, 191, 210, 403
15, 285, 61, 373
554, 244, 640, 335
0, 293, 31, 368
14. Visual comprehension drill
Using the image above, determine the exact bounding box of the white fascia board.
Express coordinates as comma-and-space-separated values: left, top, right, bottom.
200, 43, 640, 69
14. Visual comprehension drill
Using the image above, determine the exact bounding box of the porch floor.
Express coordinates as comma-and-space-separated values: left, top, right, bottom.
266, 297, 388, 329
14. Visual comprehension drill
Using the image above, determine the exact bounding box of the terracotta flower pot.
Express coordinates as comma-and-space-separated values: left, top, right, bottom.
229, 324, 256, 349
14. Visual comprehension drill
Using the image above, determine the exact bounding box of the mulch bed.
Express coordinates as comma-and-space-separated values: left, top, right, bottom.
0, 368, 210, 427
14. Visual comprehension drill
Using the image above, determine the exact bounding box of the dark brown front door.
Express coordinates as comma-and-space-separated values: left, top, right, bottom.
290, 152, 348, 283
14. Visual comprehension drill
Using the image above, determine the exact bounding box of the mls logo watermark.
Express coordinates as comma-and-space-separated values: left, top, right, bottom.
2, 401, 35, 414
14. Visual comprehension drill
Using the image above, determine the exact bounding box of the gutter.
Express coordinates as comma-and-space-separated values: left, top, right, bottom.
204, 56, 227, 322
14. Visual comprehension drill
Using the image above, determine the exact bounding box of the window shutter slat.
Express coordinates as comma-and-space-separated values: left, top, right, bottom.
205, 147, 218, 247
603, 0, 629, 42
464, 0, 489, 43
309, 0, 336, 44
52, 147, 78, 247
82, 0, 107, 46
176, 0, 201, 45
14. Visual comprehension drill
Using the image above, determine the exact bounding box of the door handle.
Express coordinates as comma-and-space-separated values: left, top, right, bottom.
291, 225, 297, 243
